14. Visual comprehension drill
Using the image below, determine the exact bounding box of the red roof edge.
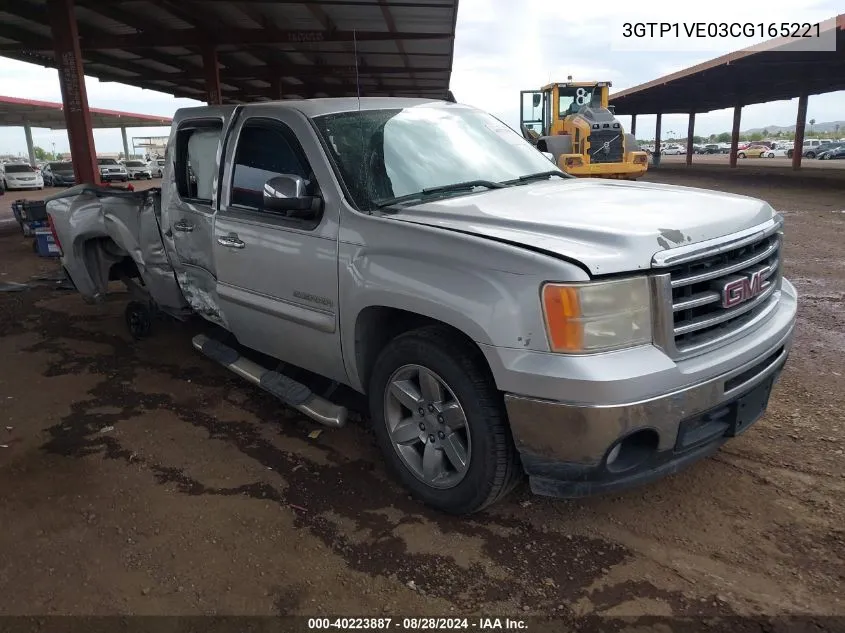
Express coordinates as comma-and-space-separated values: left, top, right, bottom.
0, 94, 173, 125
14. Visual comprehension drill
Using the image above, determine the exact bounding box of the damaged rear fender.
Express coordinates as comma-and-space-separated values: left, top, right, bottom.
46, 185, 190, 313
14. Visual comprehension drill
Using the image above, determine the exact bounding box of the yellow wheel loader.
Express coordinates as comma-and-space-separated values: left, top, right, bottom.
520, 81, 648, 179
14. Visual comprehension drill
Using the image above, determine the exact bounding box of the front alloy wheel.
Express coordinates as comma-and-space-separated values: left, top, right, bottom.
384, 364, 471, 489
368, 326, 521, 514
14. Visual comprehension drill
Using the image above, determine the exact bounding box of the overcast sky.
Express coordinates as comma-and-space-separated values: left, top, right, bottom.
0, 0, 843, 157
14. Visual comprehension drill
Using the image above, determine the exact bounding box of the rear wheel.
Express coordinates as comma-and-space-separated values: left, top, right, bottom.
368, 326, 521, 514
737, 152, 746, 158
806, 151, 816, 159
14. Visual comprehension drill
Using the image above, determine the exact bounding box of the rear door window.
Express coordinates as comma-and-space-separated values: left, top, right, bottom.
174, 121, 223, 203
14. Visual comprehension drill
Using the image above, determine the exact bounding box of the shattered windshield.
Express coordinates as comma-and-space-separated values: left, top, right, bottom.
312, 105, 561, 211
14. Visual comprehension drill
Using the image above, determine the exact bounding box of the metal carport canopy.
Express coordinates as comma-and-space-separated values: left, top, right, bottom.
0, 0, 460, 104
610, 14, 845, 115
0, 95, 172, 129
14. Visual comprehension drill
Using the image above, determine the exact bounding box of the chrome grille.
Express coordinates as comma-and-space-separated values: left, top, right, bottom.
652, 219, 783, 359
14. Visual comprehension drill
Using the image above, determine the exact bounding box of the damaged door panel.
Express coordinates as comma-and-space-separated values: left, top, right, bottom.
161, 108, 239, 326
213, 111, 346, 384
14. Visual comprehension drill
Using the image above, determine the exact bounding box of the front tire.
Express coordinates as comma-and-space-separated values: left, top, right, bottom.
368, 326, 521, 514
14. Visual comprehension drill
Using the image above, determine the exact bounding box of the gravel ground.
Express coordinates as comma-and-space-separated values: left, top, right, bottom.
0, 170, 843, 628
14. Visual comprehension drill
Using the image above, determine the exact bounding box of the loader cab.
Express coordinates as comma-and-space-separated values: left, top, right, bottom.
520, 82, 610, 143
520, 90, 549, 142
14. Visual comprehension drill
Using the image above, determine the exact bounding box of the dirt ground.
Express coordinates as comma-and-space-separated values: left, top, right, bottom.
0, 170, 843, 628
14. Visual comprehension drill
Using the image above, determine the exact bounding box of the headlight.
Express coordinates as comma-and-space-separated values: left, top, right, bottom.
541, 277, 652, 353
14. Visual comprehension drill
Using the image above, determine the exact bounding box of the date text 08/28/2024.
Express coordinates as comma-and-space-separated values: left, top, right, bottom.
307, 618, 528, 630
621, 22, 822, 38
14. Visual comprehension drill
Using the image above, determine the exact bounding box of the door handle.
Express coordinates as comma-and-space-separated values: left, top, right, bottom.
217, 234, 245, 249
173, 220, 194, 232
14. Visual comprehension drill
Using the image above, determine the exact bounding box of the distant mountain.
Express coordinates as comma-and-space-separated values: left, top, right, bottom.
742, 121, 845, 135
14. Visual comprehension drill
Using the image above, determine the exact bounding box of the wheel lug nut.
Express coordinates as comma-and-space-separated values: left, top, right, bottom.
428, 404, 435, 412
419, 423, 426, 431
428, 434, 435, 443
437, 415, 444, 423
418, 407, 425, 415
438, 431, 445, 439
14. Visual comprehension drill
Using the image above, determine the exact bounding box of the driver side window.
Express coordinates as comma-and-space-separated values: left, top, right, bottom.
230, 119, 313, 213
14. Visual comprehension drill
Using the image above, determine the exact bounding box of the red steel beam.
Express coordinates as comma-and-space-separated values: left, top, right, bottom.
202, 44, 222, 105
47, 0, 99, 186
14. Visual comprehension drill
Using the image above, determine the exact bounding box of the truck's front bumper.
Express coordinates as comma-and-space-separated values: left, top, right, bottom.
486, 278, 797, 498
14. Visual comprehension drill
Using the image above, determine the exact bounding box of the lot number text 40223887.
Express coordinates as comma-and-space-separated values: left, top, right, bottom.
307, 617, 528, 630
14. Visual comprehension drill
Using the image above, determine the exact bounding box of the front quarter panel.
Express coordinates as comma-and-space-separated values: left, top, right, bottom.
338, 207, 589, 392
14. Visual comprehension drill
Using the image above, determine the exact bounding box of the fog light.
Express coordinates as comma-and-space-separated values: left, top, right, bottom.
605, 429, 659, 473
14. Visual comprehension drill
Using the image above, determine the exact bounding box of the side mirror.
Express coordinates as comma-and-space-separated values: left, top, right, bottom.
263, 174, 320, 216
541, 151, 555, 162
532, 93, 541, 108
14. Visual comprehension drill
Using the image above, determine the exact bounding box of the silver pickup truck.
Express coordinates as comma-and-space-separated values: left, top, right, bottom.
46, 98, 797, 515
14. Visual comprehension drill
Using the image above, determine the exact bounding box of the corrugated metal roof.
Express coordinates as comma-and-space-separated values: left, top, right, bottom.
0, 0, 459, 104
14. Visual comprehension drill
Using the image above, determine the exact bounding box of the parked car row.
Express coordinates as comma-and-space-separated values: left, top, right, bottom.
739, 140, 845, 160
642, 138, 845, 160
0, 157, 167, 190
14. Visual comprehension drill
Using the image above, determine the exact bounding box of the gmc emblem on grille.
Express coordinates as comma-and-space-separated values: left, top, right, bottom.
721, 269, 769, 308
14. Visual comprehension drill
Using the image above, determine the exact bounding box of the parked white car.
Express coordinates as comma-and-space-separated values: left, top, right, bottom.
661, 144, 685, 155
149, 158, 166, 178
124, 160, 153, 180
1, 163, 44, 190
97, 157, 128, 182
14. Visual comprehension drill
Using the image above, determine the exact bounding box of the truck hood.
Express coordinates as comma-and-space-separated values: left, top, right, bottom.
387, 178, 777, 275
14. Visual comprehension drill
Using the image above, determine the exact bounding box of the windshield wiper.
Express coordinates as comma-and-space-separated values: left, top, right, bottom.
376, 179, 507, 209
504, 170, 570, 185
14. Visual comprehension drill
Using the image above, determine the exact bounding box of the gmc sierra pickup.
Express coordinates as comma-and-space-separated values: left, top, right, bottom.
46, 98, 797, 515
